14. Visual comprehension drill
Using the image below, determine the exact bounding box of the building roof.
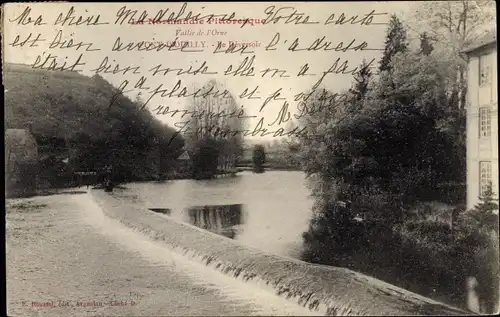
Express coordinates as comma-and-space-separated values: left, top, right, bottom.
462, 30, 497, 54
177, 151, 190, 161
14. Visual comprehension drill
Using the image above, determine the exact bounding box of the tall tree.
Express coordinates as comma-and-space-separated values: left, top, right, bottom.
379, 15, 408, 73
350, 59, 373, 103
419, 32, 434, 56
409, 1, 495, 185
252, 144, 266, 172
412, 0, 496, 111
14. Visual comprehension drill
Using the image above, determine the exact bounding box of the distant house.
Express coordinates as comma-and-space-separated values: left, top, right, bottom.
462, 30, 498, 210
5, 127, 39, 197
177, 150, 191, 174
217, 154, 237, 171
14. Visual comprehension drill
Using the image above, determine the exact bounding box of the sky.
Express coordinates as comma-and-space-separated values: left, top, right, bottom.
3, 2, 416, 140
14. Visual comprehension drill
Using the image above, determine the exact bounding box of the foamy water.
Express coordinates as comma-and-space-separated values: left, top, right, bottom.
75, 192, 318, 316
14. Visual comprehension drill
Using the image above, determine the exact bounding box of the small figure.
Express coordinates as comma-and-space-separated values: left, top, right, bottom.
104, 179, 114, 192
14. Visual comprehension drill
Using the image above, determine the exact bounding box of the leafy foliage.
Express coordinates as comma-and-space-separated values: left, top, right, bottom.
419, 32, 434, 56
183, 79, 245, 179
191, 137, 221, 180
299, 49, 462, 226
464, 184, 499, 232
350, 59, 373, 103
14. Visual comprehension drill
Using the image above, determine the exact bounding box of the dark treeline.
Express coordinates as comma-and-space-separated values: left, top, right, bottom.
295, 11, 498, 314
4, 63, 185, 196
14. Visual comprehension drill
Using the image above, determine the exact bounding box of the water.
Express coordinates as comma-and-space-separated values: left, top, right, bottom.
124, 171, 313, 259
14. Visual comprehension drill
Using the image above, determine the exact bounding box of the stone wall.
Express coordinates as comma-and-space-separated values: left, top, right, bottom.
90, 189, 470, 316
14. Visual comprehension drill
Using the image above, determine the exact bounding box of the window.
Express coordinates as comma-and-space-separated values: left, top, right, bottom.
479, 107, 491, 138
479, 54, 491, 86
479, 161, 492, 196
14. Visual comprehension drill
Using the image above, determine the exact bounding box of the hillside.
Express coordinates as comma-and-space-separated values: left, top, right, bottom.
4, 63, 185, 187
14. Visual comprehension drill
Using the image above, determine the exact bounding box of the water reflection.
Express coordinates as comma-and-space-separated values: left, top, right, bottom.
149, 208, 171, 216
185, 204, 244, 239
125, 171, 313, 257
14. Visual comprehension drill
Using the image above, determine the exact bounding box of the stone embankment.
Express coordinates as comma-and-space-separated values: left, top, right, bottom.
91, 190, 470, 316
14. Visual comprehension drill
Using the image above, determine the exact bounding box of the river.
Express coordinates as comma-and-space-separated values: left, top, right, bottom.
115, 170, 480, 313
120, 170, 313, 260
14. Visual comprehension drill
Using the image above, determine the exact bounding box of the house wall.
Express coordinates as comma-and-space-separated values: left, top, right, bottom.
5, 129, 39, 197
5, 131, 38, 166
466, 45, 498, 210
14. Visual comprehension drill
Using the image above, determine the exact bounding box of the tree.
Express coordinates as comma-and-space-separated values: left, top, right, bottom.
419, 32, 434, 56
4, 63, 184, 186
408, 4, 495, 186
455, 183, 499, 314
184, 79, 245, 176
350, 59, 373, 102
294, 6, 496, 307
298, 42, 468, 267
465, 183, 499, 233
379, 15, 408, 73
252, 144, 266, 172
412, 1, 495, 53
191, 137, 220, 179
411, 0, 496, 111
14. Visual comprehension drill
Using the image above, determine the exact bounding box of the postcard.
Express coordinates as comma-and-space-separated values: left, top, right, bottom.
3, 1, 498, 316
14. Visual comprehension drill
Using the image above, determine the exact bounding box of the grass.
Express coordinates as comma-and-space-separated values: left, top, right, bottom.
6, 200, 48, 213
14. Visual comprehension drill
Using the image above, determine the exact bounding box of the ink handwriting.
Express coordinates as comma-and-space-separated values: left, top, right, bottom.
262, 6, 319, 25
5, 2, 384, 142
149, 62, 217, 76
114, 3, 238, 26
8, 6, 46, 25
324, 10, 388, 26
31, 53, 86, 72
9, 33, 46, 48
54, 6, 109, 26
48, 30, 101, 51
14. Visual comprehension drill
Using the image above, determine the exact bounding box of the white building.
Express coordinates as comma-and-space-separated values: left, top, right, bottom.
463, 31, 498, 210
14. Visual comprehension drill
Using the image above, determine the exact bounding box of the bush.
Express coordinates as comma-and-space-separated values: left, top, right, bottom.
454, 185, 499, 313
252, 145, 266, 171
394, 186, 499, 313
191, 137, 220, 179
301, 191, 499, 311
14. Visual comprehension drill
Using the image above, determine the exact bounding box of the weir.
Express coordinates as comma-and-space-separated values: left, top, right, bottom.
90, 190, 470, 316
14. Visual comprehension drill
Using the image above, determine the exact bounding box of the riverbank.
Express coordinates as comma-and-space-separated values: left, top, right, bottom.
7, 167, 301, 199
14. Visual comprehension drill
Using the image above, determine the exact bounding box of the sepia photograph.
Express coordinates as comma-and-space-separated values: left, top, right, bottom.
3, 1, 498, 316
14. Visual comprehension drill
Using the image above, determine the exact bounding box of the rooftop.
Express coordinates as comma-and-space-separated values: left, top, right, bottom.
462, 30, 497, 54
177, 151, 190, 161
